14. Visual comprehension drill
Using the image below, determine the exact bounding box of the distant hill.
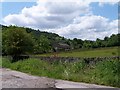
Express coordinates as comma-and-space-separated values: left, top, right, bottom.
1, 24, 120, 54
1, 25, 71, 53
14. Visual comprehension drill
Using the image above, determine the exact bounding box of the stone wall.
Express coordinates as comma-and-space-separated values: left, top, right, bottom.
4, 55, 120, 64
30, 56, 120, 64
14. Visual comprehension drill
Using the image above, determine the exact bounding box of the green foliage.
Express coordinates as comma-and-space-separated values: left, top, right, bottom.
2, 26, 35, 58
108, 34, 119, 46
2, 57, 11, 68
1, 25, 120, 54
72, 38, 83, 49
82, 40, 93, 48
2, 58, 120, 87
88, 60, 120, 87
34, 35, 52, 53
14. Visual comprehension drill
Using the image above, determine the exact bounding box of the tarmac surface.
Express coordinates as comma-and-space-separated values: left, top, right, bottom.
0, 68, 119, 90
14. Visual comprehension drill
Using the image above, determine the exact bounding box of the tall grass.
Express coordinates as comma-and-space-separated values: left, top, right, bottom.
2, 57, 120, 87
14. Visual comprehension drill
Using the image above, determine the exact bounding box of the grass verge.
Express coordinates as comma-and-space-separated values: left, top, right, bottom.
2, 57, 120, 87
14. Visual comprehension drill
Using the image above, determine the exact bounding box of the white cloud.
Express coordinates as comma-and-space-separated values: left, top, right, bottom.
0, 0, 4, 2
47, 15, 118, 40
36, 0, 119, 3
3, 1, 91, 29
36, 0, 119, 5
0, 0, 37, 2
3, 0, 118, 40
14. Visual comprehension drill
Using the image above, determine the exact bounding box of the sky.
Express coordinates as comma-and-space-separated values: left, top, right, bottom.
0, 0, 119, 40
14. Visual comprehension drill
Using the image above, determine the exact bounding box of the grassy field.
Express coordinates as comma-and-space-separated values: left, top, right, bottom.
2, 57, 120, 87
38, 47, 119, 57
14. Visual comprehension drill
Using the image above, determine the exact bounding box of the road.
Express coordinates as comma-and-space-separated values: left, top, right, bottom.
0, 68, 119, 90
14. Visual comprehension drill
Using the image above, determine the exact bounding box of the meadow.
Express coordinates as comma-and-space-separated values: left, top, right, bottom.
37, 47, 119, 57
2, 57, 120, 88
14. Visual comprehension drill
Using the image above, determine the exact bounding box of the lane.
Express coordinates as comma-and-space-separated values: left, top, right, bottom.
1, 68, 55, 88
1, 68, 119, 90
55, 80, 116, 89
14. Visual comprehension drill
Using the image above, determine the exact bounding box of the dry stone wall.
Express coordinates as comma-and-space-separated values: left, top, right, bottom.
30, 56, 120, 64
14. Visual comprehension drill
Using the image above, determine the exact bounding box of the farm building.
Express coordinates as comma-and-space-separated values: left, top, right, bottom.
52, 43, 70, 52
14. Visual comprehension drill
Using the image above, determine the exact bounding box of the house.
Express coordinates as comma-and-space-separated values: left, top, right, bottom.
52, 42, 70, 52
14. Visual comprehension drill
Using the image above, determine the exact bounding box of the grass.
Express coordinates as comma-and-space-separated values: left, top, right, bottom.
37, 47, 119, 57
2, 57, 120, 88
0, 56, 2, 67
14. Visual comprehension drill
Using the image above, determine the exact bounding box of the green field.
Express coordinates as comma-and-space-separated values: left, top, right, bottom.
2, 58, 120, 87
1, 47, 120, 87
38, 47, 119, 57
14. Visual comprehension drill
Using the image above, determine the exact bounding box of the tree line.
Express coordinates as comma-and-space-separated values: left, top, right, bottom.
1, 25, 120, 62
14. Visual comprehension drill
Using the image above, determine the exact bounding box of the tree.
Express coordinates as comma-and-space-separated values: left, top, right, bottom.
82, 40, 92, 48
108, 34, 119, 46
95, 38, 102, 47
34, 35, 52, 53
2, 26, 35, 62
104, 36, 109, 41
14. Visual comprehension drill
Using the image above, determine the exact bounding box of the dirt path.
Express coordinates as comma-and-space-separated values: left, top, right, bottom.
1, 68, 55, 88
0, 68, 119, 90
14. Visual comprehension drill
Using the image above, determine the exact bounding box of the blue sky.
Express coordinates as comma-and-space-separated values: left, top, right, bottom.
2, 2, 118, 21
90, 2, 118, 20
1, 1, 118, 40
2, 2, 37, 17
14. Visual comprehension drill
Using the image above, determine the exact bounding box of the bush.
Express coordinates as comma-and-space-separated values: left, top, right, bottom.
2, 26, 35, 62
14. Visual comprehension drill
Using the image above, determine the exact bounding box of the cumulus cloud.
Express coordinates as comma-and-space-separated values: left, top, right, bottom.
48, 15, 118, 40
3, 1, 91, 29
3, 0, 118, 40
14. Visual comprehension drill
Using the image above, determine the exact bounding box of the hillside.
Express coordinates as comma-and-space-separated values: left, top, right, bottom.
1, 24, 120, 55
